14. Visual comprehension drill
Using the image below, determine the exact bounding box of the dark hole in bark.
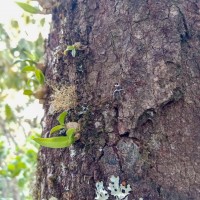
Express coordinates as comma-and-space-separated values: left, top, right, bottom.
71, 0, 77, 11
120, 132, 130, 137
86, 25, 92, 35
157, 186, 161, 196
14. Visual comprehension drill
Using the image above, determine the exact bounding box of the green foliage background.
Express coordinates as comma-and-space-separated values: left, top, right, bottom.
0, 1, 51, 199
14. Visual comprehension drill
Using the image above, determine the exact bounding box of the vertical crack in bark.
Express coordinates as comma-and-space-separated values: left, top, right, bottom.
113, 103, 119, 135
177, 6, 191, 43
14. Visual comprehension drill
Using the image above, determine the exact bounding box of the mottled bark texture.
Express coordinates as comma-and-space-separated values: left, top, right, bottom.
35, 0, 200, 199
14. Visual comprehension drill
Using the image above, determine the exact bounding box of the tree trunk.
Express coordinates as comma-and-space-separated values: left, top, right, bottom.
34, 0, 200, 199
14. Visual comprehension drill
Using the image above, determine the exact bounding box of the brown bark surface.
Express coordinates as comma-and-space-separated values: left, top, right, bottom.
35, 0, 200, 199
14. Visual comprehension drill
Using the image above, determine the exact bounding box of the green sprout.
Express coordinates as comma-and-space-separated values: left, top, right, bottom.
63, 42, 82, 57
33, 111, 80, 148
50, 111, 68, 134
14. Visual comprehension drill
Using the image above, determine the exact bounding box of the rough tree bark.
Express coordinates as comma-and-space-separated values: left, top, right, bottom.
34, 0, 200, 199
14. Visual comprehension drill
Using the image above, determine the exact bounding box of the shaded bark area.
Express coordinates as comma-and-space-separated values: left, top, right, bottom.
35, 0, 200, 199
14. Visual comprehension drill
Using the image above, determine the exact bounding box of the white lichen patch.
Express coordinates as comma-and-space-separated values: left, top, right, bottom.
47, 83, 77, 114
95, 176, 132, 200
69, 146, 76, 158
108, 175, 132, 199
95, 181, 109, 200
60, 162, 66, 174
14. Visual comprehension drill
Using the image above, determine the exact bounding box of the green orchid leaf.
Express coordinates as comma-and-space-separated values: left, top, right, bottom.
50, 125, 65, 135
57, 111, 68, 125
16, 2, 40, 14
33, 136, 73, 148
66, 128, 76, 144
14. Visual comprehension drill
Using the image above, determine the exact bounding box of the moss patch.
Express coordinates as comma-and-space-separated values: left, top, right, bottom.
48, 84, 77, 114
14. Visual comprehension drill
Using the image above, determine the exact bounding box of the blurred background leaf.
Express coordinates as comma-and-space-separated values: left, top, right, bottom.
16, 2, 41, 14
0, 0, 51, 199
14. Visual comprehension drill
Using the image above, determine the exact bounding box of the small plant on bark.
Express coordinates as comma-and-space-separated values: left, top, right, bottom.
33, 111, 80, 148
63, 42, 80, 57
